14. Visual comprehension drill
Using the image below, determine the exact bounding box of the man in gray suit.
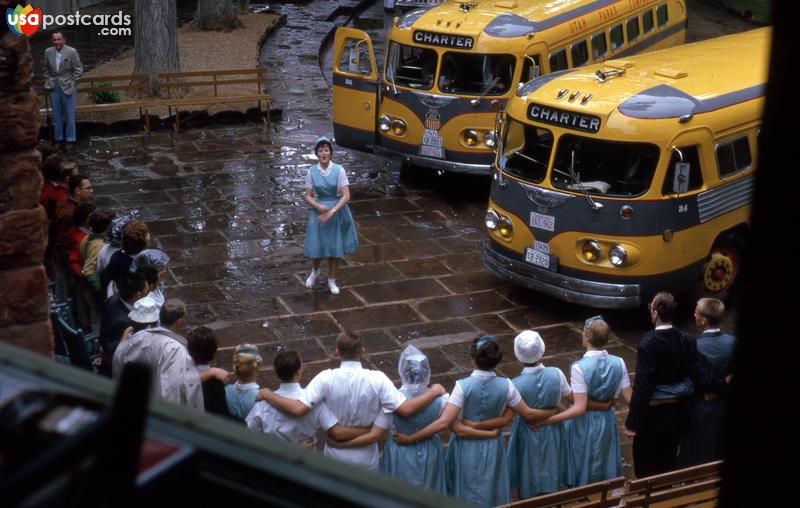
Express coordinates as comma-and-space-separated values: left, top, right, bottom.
43, 32, 83, 150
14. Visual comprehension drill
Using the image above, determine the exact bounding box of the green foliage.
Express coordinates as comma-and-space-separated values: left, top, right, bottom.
88, 82, 120, 104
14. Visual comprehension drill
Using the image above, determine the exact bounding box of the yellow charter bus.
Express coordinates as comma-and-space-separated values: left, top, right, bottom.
332, 0, 688, 174
482, 28, 769, 308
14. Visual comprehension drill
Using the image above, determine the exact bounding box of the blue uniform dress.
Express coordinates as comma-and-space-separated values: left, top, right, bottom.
564, 353, 625, 486
225, 382, 260, 421
678, 331, 736, 466
304, 163, 358, 259
380, 389, 447, 493
446, 373, 513, 506
507, 366, 567, 498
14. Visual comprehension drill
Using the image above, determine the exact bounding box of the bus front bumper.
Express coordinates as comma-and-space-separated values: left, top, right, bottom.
372, 146, 492, 175
481, 243, 642, 309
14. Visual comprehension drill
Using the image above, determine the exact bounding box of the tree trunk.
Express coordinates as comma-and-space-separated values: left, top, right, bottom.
134, 0, 180, 96
237, 0, 249, 15
195, 0, 242, 31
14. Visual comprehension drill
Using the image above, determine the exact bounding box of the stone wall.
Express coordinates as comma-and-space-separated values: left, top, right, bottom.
0, 1, 54, 356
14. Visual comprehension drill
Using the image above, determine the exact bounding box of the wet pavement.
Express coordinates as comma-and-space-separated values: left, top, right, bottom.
63, 0, 753, 480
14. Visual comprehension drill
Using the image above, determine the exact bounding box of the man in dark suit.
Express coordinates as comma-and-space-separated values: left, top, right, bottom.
98, 271, 147, 376
624, 292, 726, 478
43, 31, 83, 150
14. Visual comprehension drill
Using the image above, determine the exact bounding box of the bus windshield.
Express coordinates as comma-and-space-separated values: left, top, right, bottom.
498, 117, 553, 183
439, 53, 515, 95
386, 42, 437, 90
550, 134, 660, 197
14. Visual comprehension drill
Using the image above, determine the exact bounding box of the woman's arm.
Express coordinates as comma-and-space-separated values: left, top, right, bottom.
462, 407, 514, 430
536, 392, 588, 427
328, 424, 386, 448
394, 403, 460, 445
304, 188, 329, 213
512, 398, 558, 424
620, 386, 633, 405
451, 419, 500, 439
317, 185, 351, 224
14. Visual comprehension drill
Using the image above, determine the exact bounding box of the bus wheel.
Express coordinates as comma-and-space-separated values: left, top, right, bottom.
697, 240, 741, 300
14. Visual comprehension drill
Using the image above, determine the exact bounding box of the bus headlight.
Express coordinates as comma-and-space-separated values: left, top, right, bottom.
498, 217, 513, 238
484, 131, 498, 148
485, 210, 500, 230
379, 115, 391, 132
391, 119, 407, 136
582, 240, 602, 262
609, 245, 628, 267
464, 129, 480, 146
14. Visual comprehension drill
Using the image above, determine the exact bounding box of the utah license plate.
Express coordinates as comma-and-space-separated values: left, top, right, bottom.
525, 247, 550, 269
530, 212, 555, 232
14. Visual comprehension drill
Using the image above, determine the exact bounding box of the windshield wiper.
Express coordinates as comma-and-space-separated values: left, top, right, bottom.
513, 150, 545, 168
470, 77, 501, 107
565, 148, 603, 211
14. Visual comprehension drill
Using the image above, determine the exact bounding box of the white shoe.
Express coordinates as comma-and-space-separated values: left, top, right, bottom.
305, 271, 318, 289
328, 278, 340, 295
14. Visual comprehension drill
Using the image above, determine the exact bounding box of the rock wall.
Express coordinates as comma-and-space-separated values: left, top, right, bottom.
0, 2, 54, 356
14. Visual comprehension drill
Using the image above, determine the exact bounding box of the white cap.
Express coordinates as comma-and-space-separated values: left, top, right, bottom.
128, 297, 159, 324
514, 330, 545, 364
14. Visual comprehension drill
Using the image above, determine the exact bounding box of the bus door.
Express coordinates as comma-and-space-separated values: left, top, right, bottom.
332, 28, 379, 152
660, 128, 713, 228
520, 45, 545, 84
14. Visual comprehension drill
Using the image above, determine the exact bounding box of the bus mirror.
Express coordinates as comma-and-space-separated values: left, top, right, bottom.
673, 162, 690, 194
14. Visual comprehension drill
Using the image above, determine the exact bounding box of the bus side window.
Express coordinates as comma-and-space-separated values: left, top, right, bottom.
591, 32, 608, 60
338, 38, 372, 76
716, 136, 752, 178
642, 9, 655, 34
662, 146, 703, 195
609, 24, 624, 51
626, 17, 641, 44
571, 40, 590, 67
656, 3, 669, 27
549, 49, 568, 72
521, 54, 542, 82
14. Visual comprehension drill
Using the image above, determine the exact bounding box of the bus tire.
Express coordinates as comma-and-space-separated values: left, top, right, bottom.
695, 234, 744, 302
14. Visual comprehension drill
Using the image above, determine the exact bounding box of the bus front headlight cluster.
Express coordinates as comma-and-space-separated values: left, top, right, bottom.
609, 245, 628, 267
580, 239, 632, 267
485, 209, 513, 239
484, 131, 498, 148
581, 240, 602, 262
379, 115, 391, 132
391, 119, 407, 136
463, 129, 480, 146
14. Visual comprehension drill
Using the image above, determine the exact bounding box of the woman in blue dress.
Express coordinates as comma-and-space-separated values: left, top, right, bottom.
303, 137, 358, 294
534, 317, 632, 487
394, 336, 556, 506
225, 344, 262, 420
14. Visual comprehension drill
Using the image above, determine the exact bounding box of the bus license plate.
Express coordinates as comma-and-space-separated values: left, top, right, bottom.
525, 247, 550, 269
530, 212, 555, 232
419, 145, 445, 159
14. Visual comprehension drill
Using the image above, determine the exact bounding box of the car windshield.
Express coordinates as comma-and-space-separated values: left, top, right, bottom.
385, 41, 437, 90
438, 53, 515, 95
497, 117, 553, 183
550, 134, 660, 197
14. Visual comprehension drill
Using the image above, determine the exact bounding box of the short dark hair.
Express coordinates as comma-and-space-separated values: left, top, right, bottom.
315, 139, 333, 154
117, 271, 147, 301
73, 202, 96, 227
187, 326, 218, 365
122, 221, 149, 255
68, 174, 89, 196
470, 336, 503, 370
159, 299, 186, 327
274, 350, 302, 382
651, 291, 677, 322
336, 330, 362, 360
89, 209, 115, 234
42, 154, 62, 181
697, 298, 725, 327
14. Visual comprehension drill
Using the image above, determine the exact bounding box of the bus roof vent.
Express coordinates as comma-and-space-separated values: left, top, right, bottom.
495, 0, 518, 8
604, 60, 635, 69
655, 68, 688, 79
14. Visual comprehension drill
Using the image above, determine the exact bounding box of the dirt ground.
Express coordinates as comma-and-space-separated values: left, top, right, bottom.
76, 12, 281, 122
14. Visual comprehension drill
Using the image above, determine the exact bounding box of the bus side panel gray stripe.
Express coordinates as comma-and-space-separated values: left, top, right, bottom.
697, 176, 754, 223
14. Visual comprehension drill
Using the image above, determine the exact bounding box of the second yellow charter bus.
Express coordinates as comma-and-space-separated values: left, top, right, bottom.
332, 0, 687, 174
482, 28, 769, 308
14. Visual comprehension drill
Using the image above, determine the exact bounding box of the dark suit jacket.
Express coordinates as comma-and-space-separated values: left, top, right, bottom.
625, 327, 727, 433
98, 294, 131, 376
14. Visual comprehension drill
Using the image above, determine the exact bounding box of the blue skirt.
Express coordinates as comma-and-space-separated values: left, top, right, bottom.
507, 417, 565, 498
446, 435, 510, 506
564, 409, 622, 487
304, 197, 358, 259
381, 435, 446, 493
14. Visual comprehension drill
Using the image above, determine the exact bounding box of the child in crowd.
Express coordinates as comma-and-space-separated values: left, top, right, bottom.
394, 336, 556, 506
534, 317, 632, 486
246, 350, 370, 446
186, 326, 232, 418
101, 220, 150, 299
131, 248, 170, 308
97, 214, 133, 277
225, 344, 263, 420
505, 331, 572, 498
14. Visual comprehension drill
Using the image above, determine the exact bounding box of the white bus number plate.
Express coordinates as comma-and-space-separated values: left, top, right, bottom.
525, 247, 550, 269
419, 145, 445, 158
530, 212, 555, 232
